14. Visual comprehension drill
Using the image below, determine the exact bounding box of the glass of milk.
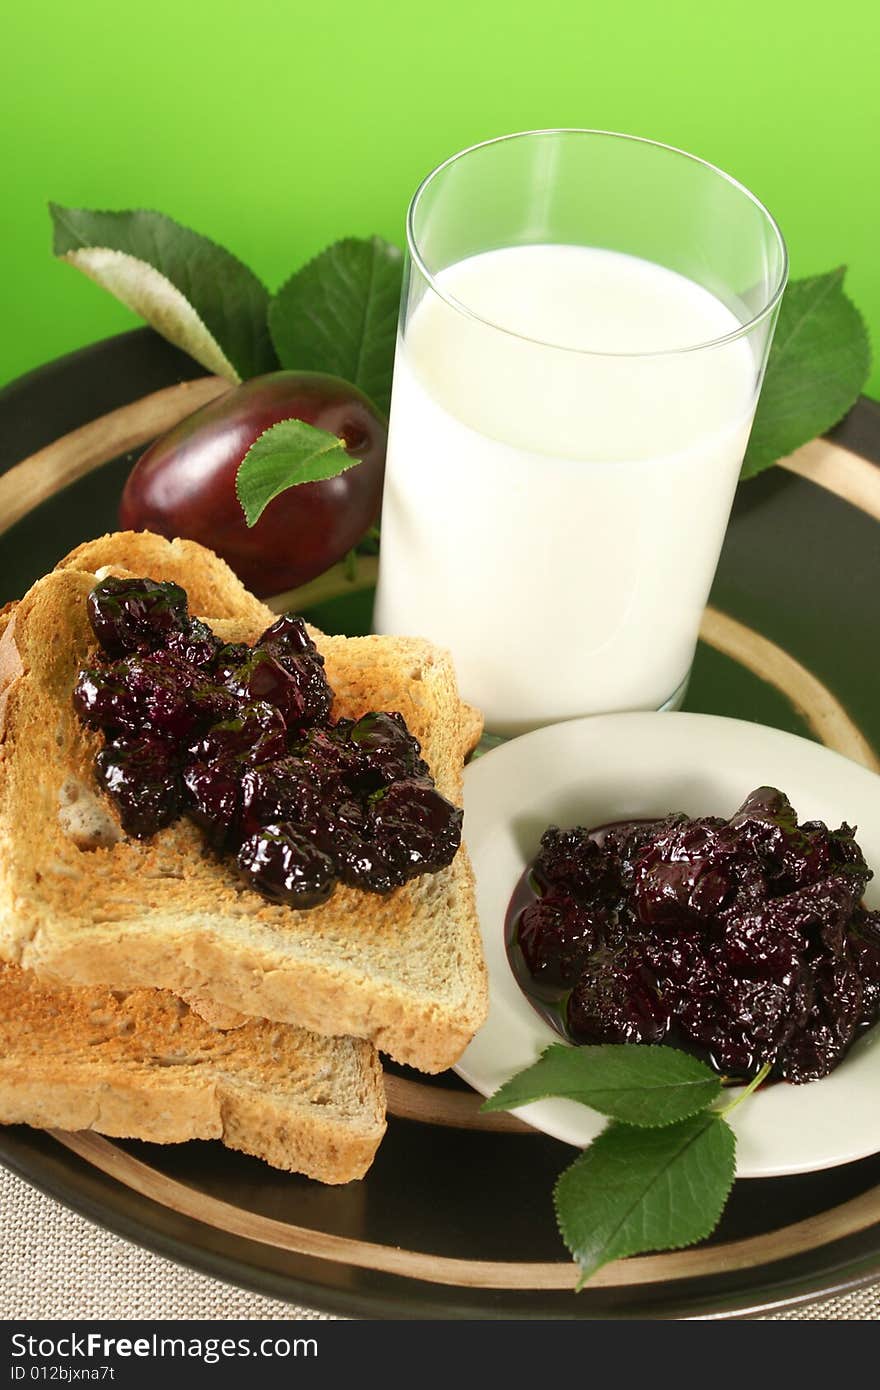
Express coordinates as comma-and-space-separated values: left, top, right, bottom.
374, 130, 787, 735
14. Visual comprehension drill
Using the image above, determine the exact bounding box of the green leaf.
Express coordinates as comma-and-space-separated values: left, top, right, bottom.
269, 236, 403, 415
50, 203, 275, 383
742, 267, 871, 479
555, 1113, 736, 1288
482, 1043, 722, 1127
235, 418, 356, 526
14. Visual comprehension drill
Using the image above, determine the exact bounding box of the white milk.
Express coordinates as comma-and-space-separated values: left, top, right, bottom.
374, 245, 757, 734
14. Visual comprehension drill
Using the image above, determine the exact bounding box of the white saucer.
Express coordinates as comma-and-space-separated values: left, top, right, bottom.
456, 712, 880, 1178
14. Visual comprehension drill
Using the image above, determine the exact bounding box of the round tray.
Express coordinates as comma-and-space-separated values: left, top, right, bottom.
1, 329, 879, 1320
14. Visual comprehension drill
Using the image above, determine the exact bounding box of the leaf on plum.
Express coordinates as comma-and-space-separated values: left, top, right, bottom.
49, 203, 276, 383
236, 417, 356, 526
268, 237, 403, 415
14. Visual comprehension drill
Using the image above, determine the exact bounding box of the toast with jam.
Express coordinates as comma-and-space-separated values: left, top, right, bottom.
0, 532, 487, 1073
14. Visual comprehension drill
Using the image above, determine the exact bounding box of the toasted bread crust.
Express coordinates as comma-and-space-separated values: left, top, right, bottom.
0, 963, 385, 1182
0, 535, 488, 1072
56, 532, 274, 628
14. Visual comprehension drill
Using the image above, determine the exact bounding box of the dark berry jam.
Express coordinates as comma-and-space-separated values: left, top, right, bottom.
74, 576, 462, 908
506, 790, 880, 1083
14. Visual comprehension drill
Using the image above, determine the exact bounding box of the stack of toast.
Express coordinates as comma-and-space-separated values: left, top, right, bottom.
0, 532, 488, 1183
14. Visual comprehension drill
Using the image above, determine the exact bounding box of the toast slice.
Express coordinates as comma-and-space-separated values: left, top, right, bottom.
0, 962, 385, 1182
0, 533, 488, 1072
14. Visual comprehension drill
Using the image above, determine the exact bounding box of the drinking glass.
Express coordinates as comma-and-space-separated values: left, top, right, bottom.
373, 130, 788, 735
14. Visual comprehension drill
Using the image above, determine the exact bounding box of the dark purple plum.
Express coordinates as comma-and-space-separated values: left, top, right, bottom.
119, 372, 386, 596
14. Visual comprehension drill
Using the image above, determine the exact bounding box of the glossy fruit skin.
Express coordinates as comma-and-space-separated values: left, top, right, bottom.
119, 372, 387, 596
237, 823, 335, 908
95, 735, 183, 839
87, 576, 189, 655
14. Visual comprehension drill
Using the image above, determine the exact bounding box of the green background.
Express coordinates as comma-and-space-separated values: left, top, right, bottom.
2, 0, 877, 394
